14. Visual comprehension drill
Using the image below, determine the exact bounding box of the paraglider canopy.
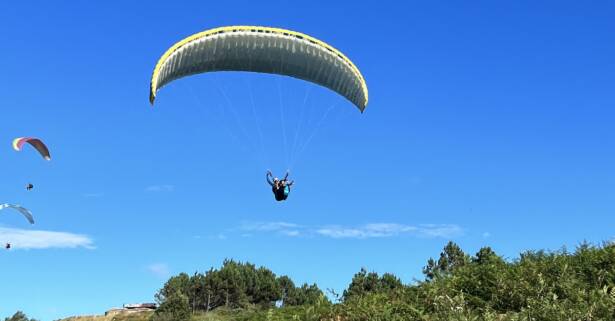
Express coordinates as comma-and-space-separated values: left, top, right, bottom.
12, 137, 51, 161
0, 204, 35, 224
149, 25, 368, 112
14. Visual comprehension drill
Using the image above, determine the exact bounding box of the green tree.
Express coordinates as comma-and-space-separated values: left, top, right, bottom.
343, 268, 379, 300
458, 246, 508, 311
4, 312, 37, 321
343, 268, 404, 301
188, 271, 208, 312
379, 273, 403, 291
152, 292, 191, 321
277, 275, 296, 306
253, 267, 282, 307
423, 241, 468, 280
296, 283, 327, 305
155, 272, 190, 304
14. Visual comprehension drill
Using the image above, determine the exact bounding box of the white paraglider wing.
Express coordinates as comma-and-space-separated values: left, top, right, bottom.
0, 204, 35, 224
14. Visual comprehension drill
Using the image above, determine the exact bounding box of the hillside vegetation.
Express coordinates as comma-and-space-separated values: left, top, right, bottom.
146, 241, 615, 321
7, 241, 615, 321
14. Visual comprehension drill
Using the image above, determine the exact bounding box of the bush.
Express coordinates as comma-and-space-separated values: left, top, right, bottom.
152, 292, 191, 321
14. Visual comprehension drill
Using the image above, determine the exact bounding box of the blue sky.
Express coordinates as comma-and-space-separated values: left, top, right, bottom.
1, 1, 615, 319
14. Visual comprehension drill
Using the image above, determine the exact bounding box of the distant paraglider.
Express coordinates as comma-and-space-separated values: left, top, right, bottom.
12, 137, 51, 161
0, 204, 35, 224
7, 140, 44, 250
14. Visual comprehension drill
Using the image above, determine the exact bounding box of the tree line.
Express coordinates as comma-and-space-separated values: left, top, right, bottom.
152, 240, 615, 321
152, 259, 325, 320
7, 240, 614, 321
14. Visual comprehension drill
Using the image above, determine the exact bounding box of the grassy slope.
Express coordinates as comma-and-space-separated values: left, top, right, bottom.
59, 311, 154, 321
58, 311, 240, 321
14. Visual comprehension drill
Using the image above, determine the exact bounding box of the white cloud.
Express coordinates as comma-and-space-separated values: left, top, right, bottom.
416, 224, 464, 238
147, 263, 171, 278
231, 221, 462, 240
145, 185, 174, 192
0, 227, 94, 250
482, 232, 491, 238
317, 224, 409, 238
316, 223, 462, 239
240, 221, 300, 232
280, 230, 301, 237
316, 227, 364, 238
239, 221, 302, 236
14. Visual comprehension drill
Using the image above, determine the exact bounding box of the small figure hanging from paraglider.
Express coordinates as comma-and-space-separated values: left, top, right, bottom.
26, 183, 34, 191
267, 170, 295, 201
5, 243, 10, 250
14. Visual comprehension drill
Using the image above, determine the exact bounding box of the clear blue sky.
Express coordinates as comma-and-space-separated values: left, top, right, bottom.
1, 1, 614, 320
